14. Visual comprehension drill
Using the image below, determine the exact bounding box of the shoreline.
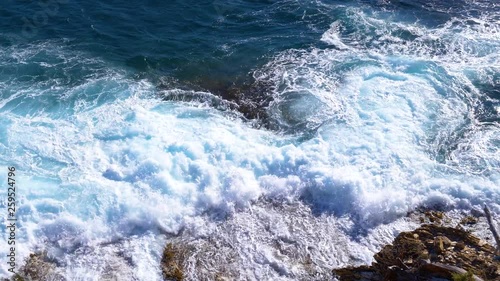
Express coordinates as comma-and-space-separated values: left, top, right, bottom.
8, 201, 499, 281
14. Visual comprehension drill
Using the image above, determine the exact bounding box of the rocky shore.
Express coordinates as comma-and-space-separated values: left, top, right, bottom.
334, 211, 500, 281
157, 207, 499, 281
7, 205, 499, 281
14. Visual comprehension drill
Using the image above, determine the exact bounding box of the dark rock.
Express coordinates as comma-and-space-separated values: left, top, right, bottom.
158, 77, 276, 129
333, 266, 380, 281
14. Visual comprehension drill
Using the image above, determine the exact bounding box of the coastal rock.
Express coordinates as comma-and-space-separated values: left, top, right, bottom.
333, 223, 500, 281
9, 253, 66, 281
158, 77, 275, 129
161, 243, 189, 281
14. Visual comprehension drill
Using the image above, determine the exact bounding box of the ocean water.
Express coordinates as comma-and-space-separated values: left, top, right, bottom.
0, 0, 499, 279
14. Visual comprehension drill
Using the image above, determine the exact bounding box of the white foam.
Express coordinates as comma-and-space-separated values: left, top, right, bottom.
0, 5, 499, 280
321, 21, 349, 50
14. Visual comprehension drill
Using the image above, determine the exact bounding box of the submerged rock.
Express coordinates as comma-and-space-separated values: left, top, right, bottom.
334, 223, 500, 281
157, 76, 277, 129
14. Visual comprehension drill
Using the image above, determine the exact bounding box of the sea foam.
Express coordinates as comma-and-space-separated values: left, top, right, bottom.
0, 2, 499, 279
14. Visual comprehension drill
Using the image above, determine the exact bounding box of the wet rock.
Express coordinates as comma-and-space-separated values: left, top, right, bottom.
456, 241, 466, 250
158, 77, 276, 129
425, 211, 444, 224
10, 252, 66, 281
334, 223, 500, 281
161, 243, 189, 281
461, 216, 479, 225
333, 266, 380, 281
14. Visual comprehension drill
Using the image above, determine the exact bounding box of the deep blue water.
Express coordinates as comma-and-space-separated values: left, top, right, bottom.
2, 0, 328, 78
1, 1, 494, 78
1, 1, 498, 87
0, 0, 499, 279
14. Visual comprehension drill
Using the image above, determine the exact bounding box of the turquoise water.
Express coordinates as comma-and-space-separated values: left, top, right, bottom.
0, 0, 499, 279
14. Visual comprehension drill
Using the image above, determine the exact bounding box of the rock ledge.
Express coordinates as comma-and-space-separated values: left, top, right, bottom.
334, 221, 500, 281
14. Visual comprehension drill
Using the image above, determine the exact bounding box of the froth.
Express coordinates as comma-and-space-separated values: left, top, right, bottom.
0, 4, 499, 279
